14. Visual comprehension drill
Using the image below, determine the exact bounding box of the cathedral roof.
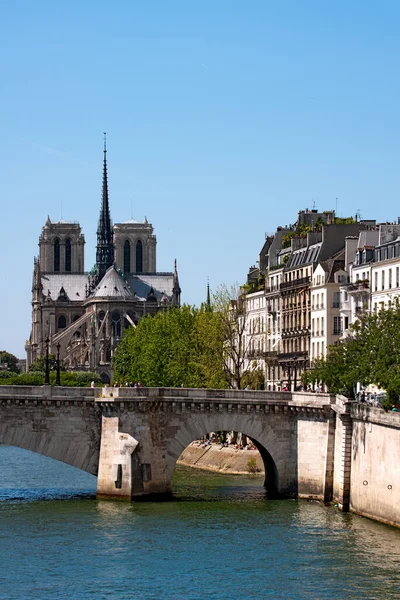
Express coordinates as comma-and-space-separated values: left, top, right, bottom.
91, 266, 133, 299
41, 274, 87, 302
126, 273, 175, 300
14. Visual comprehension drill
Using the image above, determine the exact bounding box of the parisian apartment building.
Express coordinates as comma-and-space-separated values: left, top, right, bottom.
241, 209, 400, 391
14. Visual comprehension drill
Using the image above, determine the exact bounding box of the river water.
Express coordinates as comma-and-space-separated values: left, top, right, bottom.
0, 446, 399, 600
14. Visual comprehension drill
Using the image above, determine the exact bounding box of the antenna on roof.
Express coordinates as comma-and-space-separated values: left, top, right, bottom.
312, 199, 316, 210
335, 197, 338, 215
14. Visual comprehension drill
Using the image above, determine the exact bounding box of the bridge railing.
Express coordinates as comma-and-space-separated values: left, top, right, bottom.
0, 385, 335, 408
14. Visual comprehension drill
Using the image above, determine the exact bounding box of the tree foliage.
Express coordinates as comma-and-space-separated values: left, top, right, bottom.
113, 286, 261, 389
0, 371, 101, 386
112, 305, 227, 388
212, 284, 258, 389
304, 304, 400, 406
29, 354, 65, 372
0, 351, 19, 373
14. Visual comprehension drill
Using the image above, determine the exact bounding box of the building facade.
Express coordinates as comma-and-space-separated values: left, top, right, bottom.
241, 209, 372, 390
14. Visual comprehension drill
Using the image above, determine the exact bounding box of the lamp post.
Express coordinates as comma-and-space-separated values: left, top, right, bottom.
56, 343, 61, 386
44, 337, 50, 385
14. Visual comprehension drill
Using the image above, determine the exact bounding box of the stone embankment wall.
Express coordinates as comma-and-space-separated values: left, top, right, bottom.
177, 443, 264, 474
348, 404, 400, 527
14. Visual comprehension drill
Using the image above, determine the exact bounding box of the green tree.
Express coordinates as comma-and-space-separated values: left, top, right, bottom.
29, 354, 66, 373
211, 284, 258, 389
0, 351, 20, 373
304, 304, 400, 406
113, 305, 226, 388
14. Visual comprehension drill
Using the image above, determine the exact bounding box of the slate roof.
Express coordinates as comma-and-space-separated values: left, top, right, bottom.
126, 273, 174, 301
92, 267, 132, 299
40, 270, 175, 303
41, 274, 87, 302
287, 242, 323, 268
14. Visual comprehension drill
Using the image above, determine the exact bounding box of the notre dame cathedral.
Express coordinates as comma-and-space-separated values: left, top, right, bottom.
26, 138, 181, 382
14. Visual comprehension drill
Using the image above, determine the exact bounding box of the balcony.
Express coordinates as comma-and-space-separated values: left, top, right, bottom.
282, 328, 310, 338
332, 301, 341, 308
277, 351, 308, 364
247, 349, 264, 359
280, 276, 311, 292
264, 351, 278, 362
355, 305, 368, 314
348, 280, 369, 293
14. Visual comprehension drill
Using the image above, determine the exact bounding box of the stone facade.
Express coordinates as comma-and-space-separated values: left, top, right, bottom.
26, 141, 181, 382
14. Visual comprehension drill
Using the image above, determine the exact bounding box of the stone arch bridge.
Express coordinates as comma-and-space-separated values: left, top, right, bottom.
0, 385, 343, 503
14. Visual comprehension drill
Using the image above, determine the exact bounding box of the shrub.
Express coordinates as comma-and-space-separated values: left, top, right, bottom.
0, 372, 45, 386
0, 371, 15, 379
247, 457, 259, 474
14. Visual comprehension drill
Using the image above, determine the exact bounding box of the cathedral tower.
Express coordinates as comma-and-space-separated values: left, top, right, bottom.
114, 217, 157, 274
38, 218, 85, 274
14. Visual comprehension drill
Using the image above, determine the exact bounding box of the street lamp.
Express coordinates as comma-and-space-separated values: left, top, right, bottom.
56, 343, 61, 386
44, 337, 50, 385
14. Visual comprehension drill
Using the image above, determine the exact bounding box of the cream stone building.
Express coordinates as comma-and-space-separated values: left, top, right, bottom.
242, 210, 371, 390
310, 255, 346, 363
26, 139, 181, 382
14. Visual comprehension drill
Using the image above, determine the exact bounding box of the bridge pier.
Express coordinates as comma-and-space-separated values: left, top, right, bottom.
96, 414, 138, 500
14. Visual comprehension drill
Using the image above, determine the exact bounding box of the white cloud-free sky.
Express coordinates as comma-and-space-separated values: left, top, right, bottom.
2, 1, 400, 356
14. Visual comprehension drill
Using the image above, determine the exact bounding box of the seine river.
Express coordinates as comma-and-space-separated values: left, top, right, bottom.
0, 446, 399, 600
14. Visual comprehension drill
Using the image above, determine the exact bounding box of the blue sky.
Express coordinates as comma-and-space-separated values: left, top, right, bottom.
2, 1, 400, 357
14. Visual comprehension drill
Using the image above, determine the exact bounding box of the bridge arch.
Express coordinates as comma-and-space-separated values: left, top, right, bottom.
0, 391, 101, 476
173, 431, 279, 498
162, 414, 296, 499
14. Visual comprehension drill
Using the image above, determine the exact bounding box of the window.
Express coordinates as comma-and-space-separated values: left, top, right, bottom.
111, 311, 121, 337
397, 267, 400, 288
381, 270, 385, 291
333, 316, 341, 335
57, 315, 67, 329
389, 269, 392, 289
136, 240, 143, 273
374, 272, 378, 292
65, 239, 71, 272
333, 292, 340, 308
124, 240, 131, 273
54, 238, 60, 272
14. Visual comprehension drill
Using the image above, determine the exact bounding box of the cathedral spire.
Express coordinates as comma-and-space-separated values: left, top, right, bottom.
96, 133, 114, 281
206, 277, 211, 309
172, 259, 181, 307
